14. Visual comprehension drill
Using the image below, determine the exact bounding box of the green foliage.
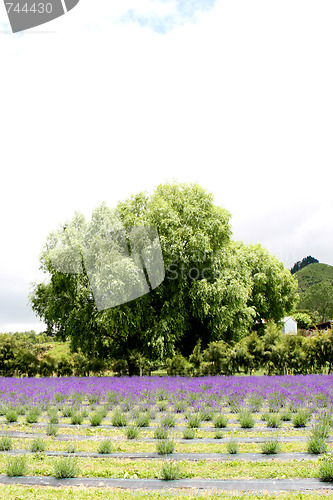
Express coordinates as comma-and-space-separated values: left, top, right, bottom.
294, 262, 333, 294
156, 439, 175, 455
26, 407, 41, 424
226, 439, 238, 454
66, 443, 77, 453
89, 412, 104, 427
29, 181, 297, 365
160, 461, 182, 480
30, 438, 46, 452
125, 426, 139, 440
299, 282, 333, 323
161, 414, 176, 428
319, 455, 333, 482
46, 423, 58, 436
154, 427, 169, 440
183, 428, 196, 439
160, 461, 182, 481
166, 354, 191, 376
111, 410, 127, 427
292, 408, 311, 428
266, 414, 281, 428
70, 412, 84, 425
292, 311, 315, 330
48, 410, 59, 424
5, 408, 18, 423
53, 457, 78, 478
290, 256, 319, 275
0, 436, 12, 451
261, 439, 280, 454
6, 455, 27, 477
38, 354, 57, 377
213, 414, 228, 428
97, 439, 113, 454
134, 413, 150, 428
238, 410, 255, 428
186, 414, 202, 428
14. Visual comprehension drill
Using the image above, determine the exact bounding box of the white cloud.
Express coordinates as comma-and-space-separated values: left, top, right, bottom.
0, 0, 333, 330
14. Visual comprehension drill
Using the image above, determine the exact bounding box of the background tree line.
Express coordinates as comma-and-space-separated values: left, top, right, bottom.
1, 323, 332, 377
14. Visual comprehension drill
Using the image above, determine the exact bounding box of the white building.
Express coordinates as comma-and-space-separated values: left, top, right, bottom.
281, 316, 297, 335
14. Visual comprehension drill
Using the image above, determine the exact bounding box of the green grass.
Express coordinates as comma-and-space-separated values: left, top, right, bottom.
1, 488, 333, 500
1, 487, 333, 500
0, 455, 322, 479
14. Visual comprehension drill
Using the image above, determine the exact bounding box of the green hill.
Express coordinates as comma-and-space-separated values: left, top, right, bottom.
295, 262, 333, 294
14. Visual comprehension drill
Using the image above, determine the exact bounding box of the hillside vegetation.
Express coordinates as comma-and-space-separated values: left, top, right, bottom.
295, 263, 333, 294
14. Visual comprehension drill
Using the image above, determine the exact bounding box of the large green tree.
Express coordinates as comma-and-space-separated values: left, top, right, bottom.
29, 181, 298, 370
298, 282, 333, 323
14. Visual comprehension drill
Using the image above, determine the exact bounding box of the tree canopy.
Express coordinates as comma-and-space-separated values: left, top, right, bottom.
29, 182, 298, 372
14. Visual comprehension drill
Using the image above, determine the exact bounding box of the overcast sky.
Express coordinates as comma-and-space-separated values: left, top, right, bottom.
1, 0, 333, 333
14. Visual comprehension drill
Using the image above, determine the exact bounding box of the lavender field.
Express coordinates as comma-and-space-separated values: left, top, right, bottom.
0, 374, 333, 498
1, 374, 333, 410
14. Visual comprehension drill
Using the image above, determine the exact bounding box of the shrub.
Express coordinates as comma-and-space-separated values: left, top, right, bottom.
186, 414, 202, 428
166, 354, 191, 376
62, 406, 73, 418
160, 461, 181, 480
88, 393, 101, 405
161, 415, 176, 428
214, 414, 228, 428
48, 410, 59, 424
111, 410, 127, 427
280, 410, 292, 421
261, 439, 280, 454
157, 401, 168, 412
25, 407, 41, 424
89, 412, 103, 427
0, 436, 12, 451
156, 439, 175, 455
307, 435, 328, 454
173, 401, 186, 413
183, 428, 195, 439
292, 408, 311, 428
238, 410, 255, 429
6, 455, 27, 477
154, 427, 169, 440
125, 426, 139, 440
46, 423, 58, 436
227, 439, 238, 454
31, 438, 46, 453
71, 412, 84, 425
319, 455, 333, 482
226, 398, 241, 414
5, 408, 18, 423
199, 408, 214, 422
214, 431, 224, 439
66, 443, 77, 453
53, 457, 78, 478
248, 394, 263, 413
307, 420, 331, 454
266, 414, 281, 428
17, 405, 26, 416
97, 439, 113, 454
135, 413, 150, 428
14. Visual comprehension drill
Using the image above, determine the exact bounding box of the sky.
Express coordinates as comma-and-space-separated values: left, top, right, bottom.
0, 0, 333, 333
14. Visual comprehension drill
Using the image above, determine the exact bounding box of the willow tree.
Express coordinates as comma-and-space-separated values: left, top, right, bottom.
29, 181, 298, 370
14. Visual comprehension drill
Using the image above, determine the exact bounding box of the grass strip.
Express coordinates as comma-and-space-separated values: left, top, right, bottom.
1, 486, 333, 500
0, 456, 323, 479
